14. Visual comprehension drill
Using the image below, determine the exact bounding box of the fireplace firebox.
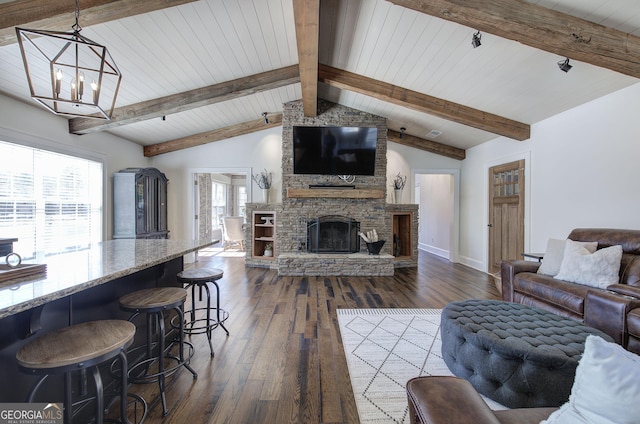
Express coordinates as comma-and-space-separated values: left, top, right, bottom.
307, 216, 360, 253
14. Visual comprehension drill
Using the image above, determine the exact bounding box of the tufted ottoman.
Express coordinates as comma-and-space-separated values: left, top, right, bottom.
441, 299, 613, 409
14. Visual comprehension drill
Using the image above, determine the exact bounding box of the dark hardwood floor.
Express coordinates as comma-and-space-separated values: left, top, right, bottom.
126, 250, 500, 424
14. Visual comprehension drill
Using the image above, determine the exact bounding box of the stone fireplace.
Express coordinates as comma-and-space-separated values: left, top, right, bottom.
245, 99, 417, 276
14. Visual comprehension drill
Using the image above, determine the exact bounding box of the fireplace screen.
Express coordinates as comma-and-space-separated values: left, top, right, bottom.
307, 216, 360, 253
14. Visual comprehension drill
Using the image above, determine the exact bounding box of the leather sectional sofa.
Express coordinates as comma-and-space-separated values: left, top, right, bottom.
501, 228, 640, 354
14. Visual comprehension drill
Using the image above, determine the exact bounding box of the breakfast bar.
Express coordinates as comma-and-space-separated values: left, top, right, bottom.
0, 238, 217, 403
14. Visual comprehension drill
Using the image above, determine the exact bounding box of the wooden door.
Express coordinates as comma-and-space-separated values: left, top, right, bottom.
488, 160, 525, 274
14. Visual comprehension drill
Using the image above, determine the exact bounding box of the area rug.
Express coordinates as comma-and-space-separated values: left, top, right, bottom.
337, 308, 504, 423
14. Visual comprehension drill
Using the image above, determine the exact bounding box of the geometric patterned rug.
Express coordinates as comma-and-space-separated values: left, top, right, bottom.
337, 308, 505, 424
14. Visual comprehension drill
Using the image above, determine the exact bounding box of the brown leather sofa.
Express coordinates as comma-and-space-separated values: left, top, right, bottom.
406, 376, 557, 424
501, 228, 640, 353
595, 283, 640, 354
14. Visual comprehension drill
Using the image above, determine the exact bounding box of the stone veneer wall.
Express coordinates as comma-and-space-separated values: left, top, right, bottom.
245, 99, 416, 275
278, 99, 389, 255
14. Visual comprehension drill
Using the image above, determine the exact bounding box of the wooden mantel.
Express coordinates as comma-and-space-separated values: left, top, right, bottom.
287, 188, 385, 199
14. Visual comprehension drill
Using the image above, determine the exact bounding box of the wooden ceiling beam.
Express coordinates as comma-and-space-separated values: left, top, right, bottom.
388, 0, 640, 79
69, 65, 299, 134
387, 129, 465, 161
292, 0, 320, 117
0, 0, 198, 47
319, 64, 530, 141
143, 114, 284, 157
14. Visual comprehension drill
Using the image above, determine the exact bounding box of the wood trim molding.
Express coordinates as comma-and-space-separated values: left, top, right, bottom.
388, 0, 640, 79
319, 64, 530, 141
387, 129, 465, 160
293, 0, 320, 117
0, 0, 198, 47
69, 65, 299, 135
143, 114, 284, 157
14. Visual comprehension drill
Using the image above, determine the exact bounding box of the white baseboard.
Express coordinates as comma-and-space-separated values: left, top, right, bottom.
458, 255, 484, 272
418, 243, 449, 260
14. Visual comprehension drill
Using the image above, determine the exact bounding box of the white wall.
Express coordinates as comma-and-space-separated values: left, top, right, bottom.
0, 94, 149, 240
386, 141, 461, 202
417, 174, 454, 258
460, 81, 640, 272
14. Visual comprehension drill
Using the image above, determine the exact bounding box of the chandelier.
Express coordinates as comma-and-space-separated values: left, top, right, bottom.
15, 0, 122, 120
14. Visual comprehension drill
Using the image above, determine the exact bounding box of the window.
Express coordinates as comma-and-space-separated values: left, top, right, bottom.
211, 181, 226, 229
0, 141, 103, 260
237, 185, 247, 218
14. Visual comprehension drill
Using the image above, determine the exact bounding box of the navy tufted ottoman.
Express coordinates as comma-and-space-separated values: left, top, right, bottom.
441, 299, 613, 409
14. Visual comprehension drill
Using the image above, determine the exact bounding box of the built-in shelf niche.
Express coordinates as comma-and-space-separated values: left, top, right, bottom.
392, 212, 413, 258
252, 211, 276, 260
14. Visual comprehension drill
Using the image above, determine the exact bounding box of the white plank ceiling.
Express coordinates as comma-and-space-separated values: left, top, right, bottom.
0, 0, 639, 152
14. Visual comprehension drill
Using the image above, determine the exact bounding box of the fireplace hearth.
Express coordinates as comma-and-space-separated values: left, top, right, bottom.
307, 216, 360, 253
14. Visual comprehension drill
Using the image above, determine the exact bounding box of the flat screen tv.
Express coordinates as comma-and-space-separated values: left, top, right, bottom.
293, 126, 378, 176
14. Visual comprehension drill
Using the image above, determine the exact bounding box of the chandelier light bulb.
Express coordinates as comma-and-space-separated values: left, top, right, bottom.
91, 80, 98, 104
55, 69, 62, 97
70, 78, 77, 102
78, 72, 85, 99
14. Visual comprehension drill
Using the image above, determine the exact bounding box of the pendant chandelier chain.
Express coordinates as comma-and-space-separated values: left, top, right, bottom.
72, 0, 82, 33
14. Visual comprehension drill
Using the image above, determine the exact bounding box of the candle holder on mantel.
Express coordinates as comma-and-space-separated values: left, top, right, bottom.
366, 240, 385, 255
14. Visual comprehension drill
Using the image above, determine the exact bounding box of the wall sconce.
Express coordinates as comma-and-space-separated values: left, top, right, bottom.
471, 31, 482, 48
557, 58, 572, 72
262, 112, 269, 124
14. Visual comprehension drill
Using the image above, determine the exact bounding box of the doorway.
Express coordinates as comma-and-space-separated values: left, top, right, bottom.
487, 159, 525, 274
413, 169, 460, 263
189, 168, 251, 241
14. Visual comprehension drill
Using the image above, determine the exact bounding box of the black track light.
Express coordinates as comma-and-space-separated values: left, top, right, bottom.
262, 112, 269, 124
471, 31, 482, 48
558, 58, 572, 73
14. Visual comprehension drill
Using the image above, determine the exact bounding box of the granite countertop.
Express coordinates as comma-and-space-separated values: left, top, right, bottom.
0, 238, 217, 319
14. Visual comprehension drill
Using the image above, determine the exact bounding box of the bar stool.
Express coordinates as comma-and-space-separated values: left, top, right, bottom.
16, 320, 145, 424
119, 287, 197, 416
176, 268, 230, 357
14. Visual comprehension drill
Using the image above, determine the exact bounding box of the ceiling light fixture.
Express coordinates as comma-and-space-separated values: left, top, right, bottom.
471, 31, 482, 48
15, 0, 122, 120
557, 58, 572, 73
262, 112, 269, 124
400, 127, 406, 139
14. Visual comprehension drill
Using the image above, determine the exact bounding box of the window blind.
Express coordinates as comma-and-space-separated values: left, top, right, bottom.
0, 141, 103, 260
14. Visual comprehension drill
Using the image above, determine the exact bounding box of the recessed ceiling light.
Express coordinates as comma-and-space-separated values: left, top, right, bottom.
426, 130, 442, 138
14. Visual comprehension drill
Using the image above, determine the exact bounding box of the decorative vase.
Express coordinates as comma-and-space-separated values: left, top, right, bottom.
263, 249, 273, 257
394, 188, 403, 204
262, 188, 269, 203
366, 240, 386, 255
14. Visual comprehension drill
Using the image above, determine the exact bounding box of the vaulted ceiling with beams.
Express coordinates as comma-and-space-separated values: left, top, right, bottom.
1, 0, 639, 160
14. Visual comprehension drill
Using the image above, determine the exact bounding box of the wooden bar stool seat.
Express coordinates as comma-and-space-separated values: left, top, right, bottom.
176, 268, 230, 357
119, 287, 197, 416
17, 320, 145, 424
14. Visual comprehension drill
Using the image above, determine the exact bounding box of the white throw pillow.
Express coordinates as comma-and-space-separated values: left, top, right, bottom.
540, 335, 640, 424
537, 239, 597, 277
554, 240, 622, 288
